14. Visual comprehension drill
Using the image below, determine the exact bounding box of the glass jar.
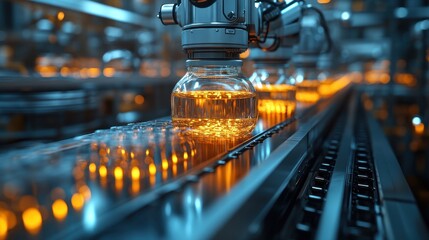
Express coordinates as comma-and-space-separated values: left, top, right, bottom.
171, 61, 257, 138
317, 69, 335, 98
293, 67, 323, 104
249, 64, 296, 128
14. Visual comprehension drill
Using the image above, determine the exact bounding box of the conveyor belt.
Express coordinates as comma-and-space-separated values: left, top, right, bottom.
0, 87, 340, 239
0, 87, 427, 240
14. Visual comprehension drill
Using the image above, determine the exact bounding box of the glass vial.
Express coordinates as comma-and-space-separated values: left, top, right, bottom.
171, 61, 258, 138
249, 63, 296, 127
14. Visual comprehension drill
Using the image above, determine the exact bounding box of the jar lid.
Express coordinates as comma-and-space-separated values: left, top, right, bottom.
186, 59, 243, 67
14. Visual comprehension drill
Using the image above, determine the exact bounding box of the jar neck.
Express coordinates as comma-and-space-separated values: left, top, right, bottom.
187, 65, 242, 76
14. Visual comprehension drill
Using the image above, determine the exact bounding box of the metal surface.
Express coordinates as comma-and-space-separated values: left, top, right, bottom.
0, 83, 342, 239
367, 109, 416, 202
315, 92, 356, 240
367, 110, 429, 239
27, 0, 156, 29
0, 86, 427, 239
0, 75, 175, 148
195, 86, 350, 239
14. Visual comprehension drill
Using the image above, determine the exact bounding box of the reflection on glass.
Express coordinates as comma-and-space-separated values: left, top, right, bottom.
99, 165, 108, 178
131, 166, 140, 181
0, 209, 16, 238
318, 75, 350, 98
149, 163, 157, 176
171, 65, 258, 138
0, 212, 8, 239
89, 163, 97, 174
131, 180, 140, 196
22, 208, 42, 234
395, 73, 416, 87
364, 60, 390, 84
114, 167, 124, 180
0, 119, 253, 238
71, 193, 85, 211
249, 64, 296, 129
172, 91, 257, 137
52, 199, 68, 222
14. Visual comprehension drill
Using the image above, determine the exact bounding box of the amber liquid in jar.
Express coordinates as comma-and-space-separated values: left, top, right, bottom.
318, 78, 335, 98
171, 90, 257, 137
296, 80, 321, 104
256, 84, 296, 116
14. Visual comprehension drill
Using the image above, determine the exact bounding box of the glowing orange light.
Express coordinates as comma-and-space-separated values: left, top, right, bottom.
57, 11, 65, 21
172, 153, 178, 164
131, 180, 140, 195
183, 152, 189, 160
365, 70, 390, 84
317, 0, 331, 4
60, 67, 70, 77
114, 167, 123, 180
79, 68, 88, 78
1, 210, 16, 231
115, 180, 123, 192
172, 164, 178, 176
99, 165, 107, 178
0, 211, 7, 238
318, 82, 334, 97
239, 49, 250, 59
395, 73, 416, 87
183, 161, 188, 170
162, 160, 169, 170
149, 163, 156, 175
36, 66, 57, 77
22, 208, 42, 234
87, 67, 100, 78
103, 67, 115, 77
71, 193, 84, 211
52, 199, 68, 221
134, 95, 145, 105
296, 92, 320, 103
89, 163, 96, 173
146, 149, 150, 156
131, 167, 140, 180
130, 152, 135, 159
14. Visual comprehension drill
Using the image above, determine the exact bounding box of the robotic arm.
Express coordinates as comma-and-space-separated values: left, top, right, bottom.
158, 0, 304, 61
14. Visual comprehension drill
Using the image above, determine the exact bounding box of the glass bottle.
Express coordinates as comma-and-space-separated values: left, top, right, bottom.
249, 63, 296, 128
171, 60, 258, 138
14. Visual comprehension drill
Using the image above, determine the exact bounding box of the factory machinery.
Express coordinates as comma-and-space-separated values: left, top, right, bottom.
1, 0, 429, 239
1, 81, 427, 239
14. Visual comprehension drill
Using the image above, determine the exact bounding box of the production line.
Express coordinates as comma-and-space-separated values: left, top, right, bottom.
0, 0, 429, 239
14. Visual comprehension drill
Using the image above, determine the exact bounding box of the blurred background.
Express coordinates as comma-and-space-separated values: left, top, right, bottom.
0, 0, 428, 234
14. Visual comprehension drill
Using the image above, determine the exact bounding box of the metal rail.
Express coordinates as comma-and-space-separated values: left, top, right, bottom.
195, 87, 350, 240
26, 0, 156, 29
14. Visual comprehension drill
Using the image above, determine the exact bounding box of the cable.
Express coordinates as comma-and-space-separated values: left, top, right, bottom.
303, 4, 333, 53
